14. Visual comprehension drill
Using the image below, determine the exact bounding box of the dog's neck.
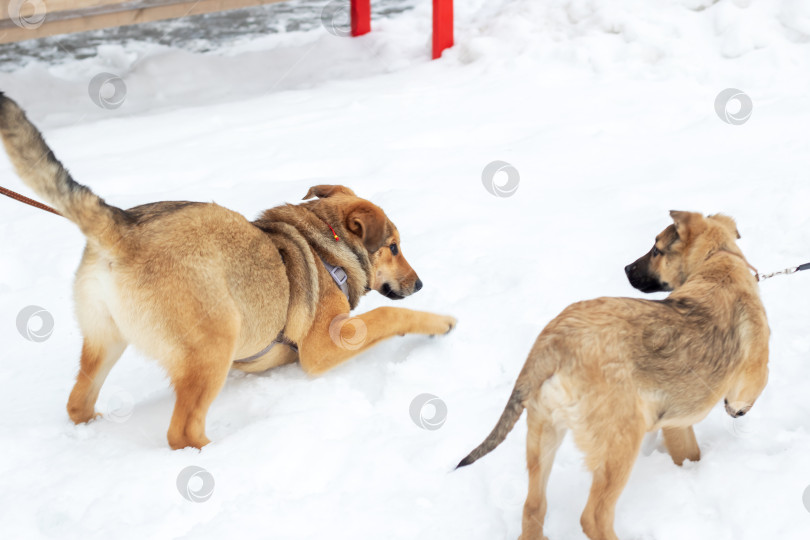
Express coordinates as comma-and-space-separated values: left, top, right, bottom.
253, 205, 371, 309
676, 247, 760, 298
713, 247, 759, 278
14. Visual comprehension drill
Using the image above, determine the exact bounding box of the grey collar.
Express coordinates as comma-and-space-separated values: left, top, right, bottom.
233, 331, 298, 363
319, 255, 351, 300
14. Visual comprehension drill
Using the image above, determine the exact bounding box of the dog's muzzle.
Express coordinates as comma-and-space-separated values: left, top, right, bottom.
381, 278, 422, 299
724, 399, 750, 418
625, 261, 669, 293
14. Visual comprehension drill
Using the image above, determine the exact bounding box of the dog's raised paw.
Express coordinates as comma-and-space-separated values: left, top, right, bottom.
68, 409, 101, 424
428, 315, 457, 336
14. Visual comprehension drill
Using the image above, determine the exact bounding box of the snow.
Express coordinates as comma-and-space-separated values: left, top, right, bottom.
2, 0, 810, 538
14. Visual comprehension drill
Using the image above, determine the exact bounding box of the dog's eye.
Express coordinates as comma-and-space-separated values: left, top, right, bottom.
390, 243, 399, 256
652, 246, 662, 257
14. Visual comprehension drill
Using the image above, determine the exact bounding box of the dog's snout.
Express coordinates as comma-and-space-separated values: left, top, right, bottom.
414, 278, 423, 292
725, 399, 750, 418
625, 263, 635, 276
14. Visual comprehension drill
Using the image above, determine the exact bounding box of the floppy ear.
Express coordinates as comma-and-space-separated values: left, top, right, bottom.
345, 202, 388, 252
708, 214, 741, 239
303, 185, 357, 200
669, 210, 705, 242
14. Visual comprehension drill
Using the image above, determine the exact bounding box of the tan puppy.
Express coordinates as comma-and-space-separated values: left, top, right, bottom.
457, 211, 769, 540
0, 94, 456, 449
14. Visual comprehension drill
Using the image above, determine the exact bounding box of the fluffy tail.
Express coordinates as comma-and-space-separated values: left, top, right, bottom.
0, 93, 129, 249
456, 383, 527, 469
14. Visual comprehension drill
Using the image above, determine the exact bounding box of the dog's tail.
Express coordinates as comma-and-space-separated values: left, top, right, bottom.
0, 93, 129, 250
456, 344, 560, 469
455, 382, 527, 469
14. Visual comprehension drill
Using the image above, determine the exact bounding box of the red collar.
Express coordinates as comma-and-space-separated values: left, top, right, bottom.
321, 218, 340, 241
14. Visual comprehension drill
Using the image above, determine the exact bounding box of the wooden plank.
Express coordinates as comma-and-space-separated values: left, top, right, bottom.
37, 1, 131, 16
0, 0, 288, 44
1, 0, 132, 22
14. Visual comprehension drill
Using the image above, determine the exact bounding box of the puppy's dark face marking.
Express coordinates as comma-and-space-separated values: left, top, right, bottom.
625, 224, 681, 293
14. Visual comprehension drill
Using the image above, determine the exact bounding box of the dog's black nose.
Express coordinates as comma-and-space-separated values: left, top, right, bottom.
625, 264, 635, 276
414, 279, 423, 292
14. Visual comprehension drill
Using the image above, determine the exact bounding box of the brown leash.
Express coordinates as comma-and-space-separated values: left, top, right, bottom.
0, 185, 62, 216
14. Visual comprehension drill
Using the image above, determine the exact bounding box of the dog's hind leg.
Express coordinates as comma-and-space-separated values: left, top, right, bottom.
520, 403, 566, 540
166, 319, 238, 450
167, 354, 232, 450
662, 426, 700, 466
67, 291, 127, 424
67, 335, 127, 424
579, 417, 644, 540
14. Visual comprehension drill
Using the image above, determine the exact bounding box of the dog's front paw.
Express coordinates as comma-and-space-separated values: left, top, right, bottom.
425, 314, 457, 336
68, 408, 101, 424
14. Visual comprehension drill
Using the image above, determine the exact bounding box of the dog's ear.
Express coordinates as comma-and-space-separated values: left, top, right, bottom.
345, 202, 388, 252
708, 214, 741, 240
669, 210, 706, 242
303, 185, 357, 200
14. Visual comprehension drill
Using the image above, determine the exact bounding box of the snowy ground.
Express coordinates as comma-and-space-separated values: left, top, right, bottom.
2, 0, 810, 538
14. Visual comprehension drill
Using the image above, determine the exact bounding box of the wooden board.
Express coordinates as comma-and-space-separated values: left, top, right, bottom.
0, 0, 288, 44
30, 1, 130, 15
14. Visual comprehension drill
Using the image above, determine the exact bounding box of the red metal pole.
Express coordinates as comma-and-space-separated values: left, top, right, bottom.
351, 0, 371, 37
432, 0, 453, 59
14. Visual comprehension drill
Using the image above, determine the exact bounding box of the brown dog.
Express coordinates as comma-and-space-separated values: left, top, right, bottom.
0, 94, 456, 449
457, 211, 769, 540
